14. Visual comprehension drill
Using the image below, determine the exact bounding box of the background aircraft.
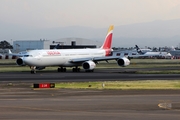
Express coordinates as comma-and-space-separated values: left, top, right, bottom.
135, 45, 152, 54
134, 45, 171, 58
112, 45, 172, 59
8, 50, 28, 57
0, 53, 17, 59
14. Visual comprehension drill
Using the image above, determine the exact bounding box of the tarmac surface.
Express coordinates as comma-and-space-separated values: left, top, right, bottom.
0, 68, 180, 119
0, 87, 180, 120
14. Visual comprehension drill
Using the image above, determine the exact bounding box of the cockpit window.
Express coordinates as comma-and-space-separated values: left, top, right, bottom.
24, 55, 33, 57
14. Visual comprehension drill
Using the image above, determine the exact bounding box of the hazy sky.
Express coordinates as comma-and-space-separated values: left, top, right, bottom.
0, 0, 180, 28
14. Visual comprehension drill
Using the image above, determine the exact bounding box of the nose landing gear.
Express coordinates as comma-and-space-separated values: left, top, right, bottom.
30, 66, 36, 74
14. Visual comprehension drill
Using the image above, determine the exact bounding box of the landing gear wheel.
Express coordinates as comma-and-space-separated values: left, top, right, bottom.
58, 67, 66, 72
85, 70, 94, 72
72, 67, 80, 72
30, 70, 36, 74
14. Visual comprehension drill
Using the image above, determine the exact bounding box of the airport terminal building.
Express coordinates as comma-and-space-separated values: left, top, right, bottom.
13, 38, 102, 52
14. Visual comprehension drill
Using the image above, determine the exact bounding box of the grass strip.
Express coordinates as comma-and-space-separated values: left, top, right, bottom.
55, 80, 180, 90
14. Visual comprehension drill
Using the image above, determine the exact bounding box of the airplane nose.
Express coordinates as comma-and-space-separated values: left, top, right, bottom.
23, 56, 40, 66
23, 57, 31, 65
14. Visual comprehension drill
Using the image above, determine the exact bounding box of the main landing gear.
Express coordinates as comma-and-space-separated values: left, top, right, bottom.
72, 67, 80, 72
85, 69, 94, 72
57, 66, 80, 72
57, 67, 66, 72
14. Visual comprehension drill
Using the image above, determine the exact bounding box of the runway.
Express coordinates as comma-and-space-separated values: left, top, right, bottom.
1, 68, 180, 82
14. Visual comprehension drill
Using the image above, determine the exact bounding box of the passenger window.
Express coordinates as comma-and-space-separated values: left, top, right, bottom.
24, 55, 32, 57
124, 53, 128, 55
24, 55, 29, 57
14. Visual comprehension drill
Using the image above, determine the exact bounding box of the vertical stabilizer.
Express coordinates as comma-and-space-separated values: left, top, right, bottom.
135, 45, 144, 54
101, 25, 114, 49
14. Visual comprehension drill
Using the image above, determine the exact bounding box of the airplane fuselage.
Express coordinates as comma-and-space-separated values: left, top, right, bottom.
21, 49, 106, 67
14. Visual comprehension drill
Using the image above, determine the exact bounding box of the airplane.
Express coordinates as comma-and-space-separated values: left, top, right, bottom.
8, 49, 28, 57
0, 49, 28, 60
0, 52, 17, 59
134, 45, 171, 58
112, 45, 172, 59
15, 25, 131, 74
135, 45, 152, 54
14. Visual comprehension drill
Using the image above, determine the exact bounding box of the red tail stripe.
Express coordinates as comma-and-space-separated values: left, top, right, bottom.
102, 33, 113, 49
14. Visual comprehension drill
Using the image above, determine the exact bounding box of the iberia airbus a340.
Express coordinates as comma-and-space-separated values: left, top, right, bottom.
15, 25, 130, 74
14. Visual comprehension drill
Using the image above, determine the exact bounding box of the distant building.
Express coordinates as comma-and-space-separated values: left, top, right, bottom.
13, 39, 50, 52
13, 38, 102, 52
54, 38, 102, 47
50, 41, 96, 49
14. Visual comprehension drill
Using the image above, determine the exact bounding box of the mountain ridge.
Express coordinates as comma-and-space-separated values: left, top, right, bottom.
1, 19, 180, 47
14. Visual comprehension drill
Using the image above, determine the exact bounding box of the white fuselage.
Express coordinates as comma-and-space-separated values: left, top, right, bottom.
22, 49, 106, 67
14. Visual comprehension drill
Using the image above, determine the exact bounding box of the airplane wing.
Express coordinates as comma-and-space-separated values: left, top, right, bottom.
69, 50, 169, 63
69, 55, 130, 68
69, 56, 121, 63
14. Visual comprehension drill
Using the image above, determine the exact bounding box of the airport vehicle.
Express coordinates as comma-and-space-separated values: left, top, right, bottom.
15, 25, 130, 73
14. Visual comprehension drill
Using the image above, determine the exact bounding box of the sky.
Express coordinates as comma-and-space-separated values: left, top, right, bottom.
1, 0, 180, 28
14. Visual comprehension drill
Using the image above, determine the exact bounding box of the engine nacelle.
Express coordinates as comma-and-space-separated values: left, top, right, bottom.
16, 58, 26, 66
82, 60, 96, 70
117, 57, 130, 67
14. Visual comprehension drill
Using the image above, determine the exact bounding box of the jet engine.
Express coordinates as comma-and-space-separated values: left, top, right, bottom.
117, 57, 130, 67
16, 58, 25, 66
82, 60, 96, 70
